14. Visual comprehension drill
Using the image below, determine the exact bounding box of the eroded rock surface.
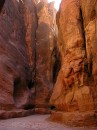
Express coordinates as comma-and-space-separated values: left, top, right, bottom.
50, 0, 97, 126
0, 0, 97, 126
35, 1, 57, 108
0, 0, 37, 113
80, 0, 97, 111
0, 0, 57, 118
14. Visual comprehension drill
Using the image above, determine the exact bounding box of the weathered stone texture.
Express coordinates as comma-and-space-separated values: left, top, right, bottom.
0, 0, 97, 126
80, 0, 97, 110
50, 0, 97, 126
35, 1, 57, 108
0, 0, 37, 112
0, 0, 56, 118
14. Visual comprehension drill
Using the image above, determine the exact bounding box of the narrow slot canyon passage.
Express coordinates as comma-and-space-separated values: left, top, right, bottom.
0, 0, 97, 129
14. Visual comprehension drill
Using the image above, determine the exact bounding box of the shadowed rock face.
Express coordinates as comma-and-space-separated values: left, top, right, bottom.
0, 0, 5, 12
0, 0, 57, 117
35, 1, 57, 108
0, 0, 37, 110
50, 0, 97, 126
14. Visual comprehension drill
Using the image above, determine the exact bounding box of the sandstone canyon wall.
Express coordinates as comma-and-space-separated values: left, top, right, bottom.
0, 0, 56, 118
0, 0, 97, 126
50, 0, 97, 126
0, 0, 36, 110
35, 1, 57, 108
0, 0, 38, 118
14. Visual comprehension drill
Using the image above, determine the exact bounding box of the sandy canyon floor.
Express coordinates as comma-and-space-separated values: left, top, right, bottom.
0, 115, 96, 130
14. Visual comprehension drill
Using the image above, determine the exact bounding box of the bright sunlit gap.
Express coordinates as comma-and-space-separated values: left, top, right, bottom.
16, 0, 23, 3
48, 0, 62, 11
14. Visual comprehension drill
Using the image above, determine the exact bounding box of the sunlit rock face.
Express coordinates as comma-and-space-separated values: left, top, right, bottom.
0, 0, 37, 115
50, 0, 97, 126
80, 0, 97, 110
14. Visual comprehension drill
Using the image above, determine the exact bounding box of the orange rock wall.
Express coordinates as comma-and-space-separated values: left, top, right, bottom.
50, 0, 97, 126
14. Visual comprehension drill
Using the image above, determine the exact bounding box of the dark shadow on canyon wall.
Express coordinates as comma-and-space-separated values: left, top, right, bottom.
0, 0, 5, 12
52, 48, 61, 84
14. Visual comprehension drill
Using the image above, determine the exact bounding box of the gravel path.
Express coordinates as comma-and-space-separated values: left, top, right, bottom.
0, 115, 96, 130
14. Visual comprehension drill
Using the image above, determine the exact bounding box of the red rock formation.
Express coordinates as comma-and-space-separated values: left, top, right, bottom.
35, 1, 57, 108
0, 0, 37, 114
0, 0, 57, 118
23, 0, 37, 109
80, 0, 97, 110
50, 0, 97, 126
1, 0, 97, 126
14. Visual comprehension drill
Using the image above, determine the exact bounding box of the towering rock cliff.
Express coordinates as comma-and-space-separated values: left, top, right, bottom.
0, 0, 97, 126
0, 0, 38, 118
35, 0, 57, 108
0, 0, 57, 118
80, 0, 97, 110
50, 0, 97, 126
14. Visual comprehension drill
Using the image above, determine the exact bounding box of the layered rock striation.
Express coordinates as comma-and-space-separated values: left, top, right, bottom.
0, 0, 38, 113
0, 0, 31, 110
0, 0, 56, 118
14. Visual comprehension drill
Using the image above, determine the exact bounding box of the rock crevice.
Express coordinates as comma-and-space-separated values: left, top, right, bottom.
0, 0, 97, 126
